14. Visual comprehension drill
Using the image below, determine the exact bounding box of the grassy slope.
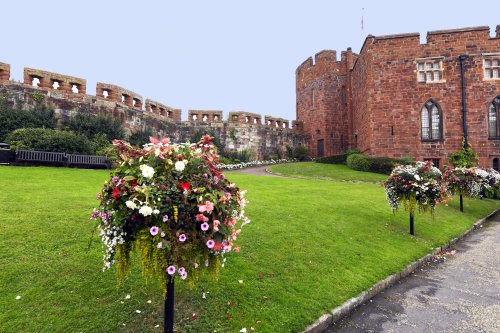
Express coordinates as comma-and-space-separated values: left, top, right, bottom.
268, 162, 388, 183
0, 166, 498, 332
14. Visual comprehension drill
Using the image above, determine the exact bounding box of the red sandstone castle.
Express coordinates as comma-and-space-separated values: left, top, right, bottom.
296, 25, 500, 169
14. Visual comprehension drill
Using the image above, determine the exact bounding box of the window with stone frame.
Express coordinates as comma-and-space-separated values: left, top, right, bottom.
417, 59, 444, 83
488, 96, 500, 138
421, 100, 442, 141
484, 58, 500, 80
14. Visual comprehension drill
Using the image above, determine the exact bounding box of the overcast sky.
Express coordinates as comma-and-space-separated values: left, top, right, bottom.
0, 1, 498, 121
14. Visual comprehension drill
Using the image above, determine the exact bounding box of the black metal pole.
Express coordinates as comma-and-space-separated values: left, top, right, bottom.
164, 275, 175, 333
410, 212, 414, 236
460, 194, 464, 212
459, 55, 468, 149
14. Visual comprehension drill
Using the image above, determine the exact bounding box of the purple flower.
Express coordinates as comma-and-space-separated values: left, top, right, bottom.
162, 215, 169, 222
206, 240, 215, 249
183, 189, 188, 196
178, 267, 186, 275
179, 234, 186, 242
205, 259, 209, 267
213, 176, 219, 184
150, 226, 159, 236
180, 272, 187, 280
194, 262, 199, 268
201, 223, 209, 231
167, 265, 176, 275
220, 174, 225, 180
157, 242, 163, 249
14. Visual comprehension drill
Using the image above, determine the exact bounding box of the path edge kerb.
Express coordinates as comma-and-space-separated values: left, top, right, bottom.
301, 208, 500, 333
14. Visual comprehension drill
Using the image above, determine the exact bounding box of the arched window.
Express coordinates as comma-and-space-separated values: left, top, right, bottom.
488, 96, 500, 138
421, 100, 442, 140
493, 158, 499, 171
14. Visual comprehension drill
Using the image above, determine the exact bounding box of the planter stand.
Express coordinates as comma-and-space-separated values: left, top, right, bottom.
410, 212, 415, 235
164, 275, 175, 333
460, 194, 464, 212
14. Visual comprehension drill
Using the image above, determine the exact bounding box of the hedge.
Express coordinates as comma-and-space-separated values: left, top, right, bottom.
7, 128, 93, 154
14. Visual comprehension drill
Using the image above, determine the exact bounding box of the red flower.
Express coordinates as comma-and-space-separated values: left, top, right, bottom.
129, 179, 137, 188
112, 187, 121, 201
213, 241, 222, 251
178, 182, 191, 191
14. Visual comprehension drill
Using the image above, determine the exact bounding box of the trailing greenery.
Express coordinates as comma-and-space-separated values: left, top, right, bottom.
0, 96, 56, 142
448, 142, 478, 167
0, 166, 497, 332
190, 129, 224, 152
286, 145, 310, 161
65, 109, 124, 141
7, 128, 93, 154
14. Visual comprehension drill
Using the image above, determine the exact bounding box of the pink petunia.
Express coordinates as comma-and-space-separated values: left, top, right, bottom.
150, 226, 159, 236
179, 234, 186, 242
206, 240, 215, 249
194, 262, 199, 269
157, 242, 163, 249
180, 272, 187, 280
167, 265, 176, 275
201, 222, 209, 231
178, 267, 186, 275
204, 201, 214, 214
162, 215, 169, 222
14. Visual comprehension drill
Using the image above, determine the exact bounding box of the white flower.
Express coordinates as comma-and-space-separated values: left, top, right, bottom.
125, 294, 131, 299
240, 328, 247, 333
125, 201, 137, 209
174, 161, 185, 172
135, 310, 141, 313
414, 174, 421, 181
153, 209, 160, 214
16, 295, 21, 300
139, 205, 153, 216
140, 164, 155, 179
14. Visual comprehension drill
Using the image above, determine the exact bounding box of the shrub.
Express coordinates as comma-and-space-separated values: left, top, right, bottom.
346, 153, 370, 172
292, 145, 310, 161
129, 127, 155, 147
316, 154, 348, 164
0, 97, 56, 141
367, 157, 395, 174
65, 109, 124, 140
7, 128, 93, 154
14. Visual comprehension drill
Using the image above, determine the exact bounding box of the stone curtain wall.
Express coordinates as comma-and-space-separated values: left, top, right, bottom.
0, 65, 308, 159
297, 25, 500, 168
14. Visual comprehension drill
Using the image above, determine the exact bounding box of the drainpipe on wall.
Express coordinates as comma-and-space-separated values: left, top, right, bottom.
459, 55, 468, 148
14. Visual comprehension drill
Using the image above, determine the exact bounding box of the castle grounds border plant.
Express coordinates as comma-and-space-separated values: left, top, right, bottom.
0, 166, 498, 332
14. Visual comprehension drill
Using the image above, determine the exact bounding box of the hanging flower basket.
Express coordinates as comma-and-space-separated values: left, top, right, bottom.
384, 161, 448, 235
90, 135, 250, 332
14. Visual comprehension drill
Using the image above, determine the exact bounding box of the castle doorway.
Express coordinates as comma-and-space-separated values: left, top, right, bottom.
317, 139, 324, 157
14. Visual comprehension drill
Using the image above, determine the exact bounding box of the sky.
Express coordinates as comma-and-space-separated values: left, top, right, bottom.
0, 1, 498, 121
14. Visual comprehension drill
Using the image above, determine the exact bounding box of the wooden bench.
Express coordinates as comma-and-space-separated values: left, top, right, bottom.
67, 153, 110, 169
16, 150, 66, 165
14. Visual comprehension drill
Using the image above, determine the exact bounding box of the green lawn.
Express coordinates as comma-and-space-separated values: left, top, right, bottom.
0, 166, 498, 332
269, 162, 388, 183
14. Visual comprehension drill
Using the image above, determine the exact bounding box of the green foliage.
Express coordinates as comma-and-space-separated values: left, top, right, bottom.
0, 96, 56, 142
223, 149, 254, 163
291, 145, 309, 161
89, 133, 112, 155
65, 109, 124, 141
31, 93, 45, 103
368, 156, 397, 174
128, 127, 154, 147
7, 128, 93, 154
316, 153, 348, 164
449, 142, 478, 167
229, 127, 238, 143
484, 183, 500, 199
346, 153, 370, 172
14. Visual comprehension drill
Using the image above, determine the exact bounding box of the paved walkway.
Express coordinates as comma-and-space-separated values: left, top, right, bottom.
325, 213, 500, 333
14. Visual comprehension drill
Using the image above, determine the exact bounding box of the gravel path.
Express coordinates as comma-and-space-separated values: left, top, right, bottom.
324, 213, 500, 333
227, 165, 282, 177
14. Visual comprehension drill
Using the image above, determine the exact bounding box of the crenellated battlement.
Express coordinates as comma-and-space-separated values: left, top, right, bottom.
96, 82, 142, 109
24, 67, 86, 95
188, 110, 223, 123
265, 115, 289, 129
0, 62, 10, 82
145, 99, 181, 121
228, 111, 262, 126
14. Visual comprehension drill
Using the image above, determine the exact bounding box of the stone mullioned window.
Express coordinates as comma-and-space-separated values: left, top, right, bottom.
484, 58, 500, 80
416, 58, 444, 83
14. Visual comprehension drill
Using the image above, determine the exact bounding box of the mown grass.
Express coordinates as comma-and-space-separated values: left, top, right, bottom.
0, 166, 498, 332
268, 162, 387, 183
